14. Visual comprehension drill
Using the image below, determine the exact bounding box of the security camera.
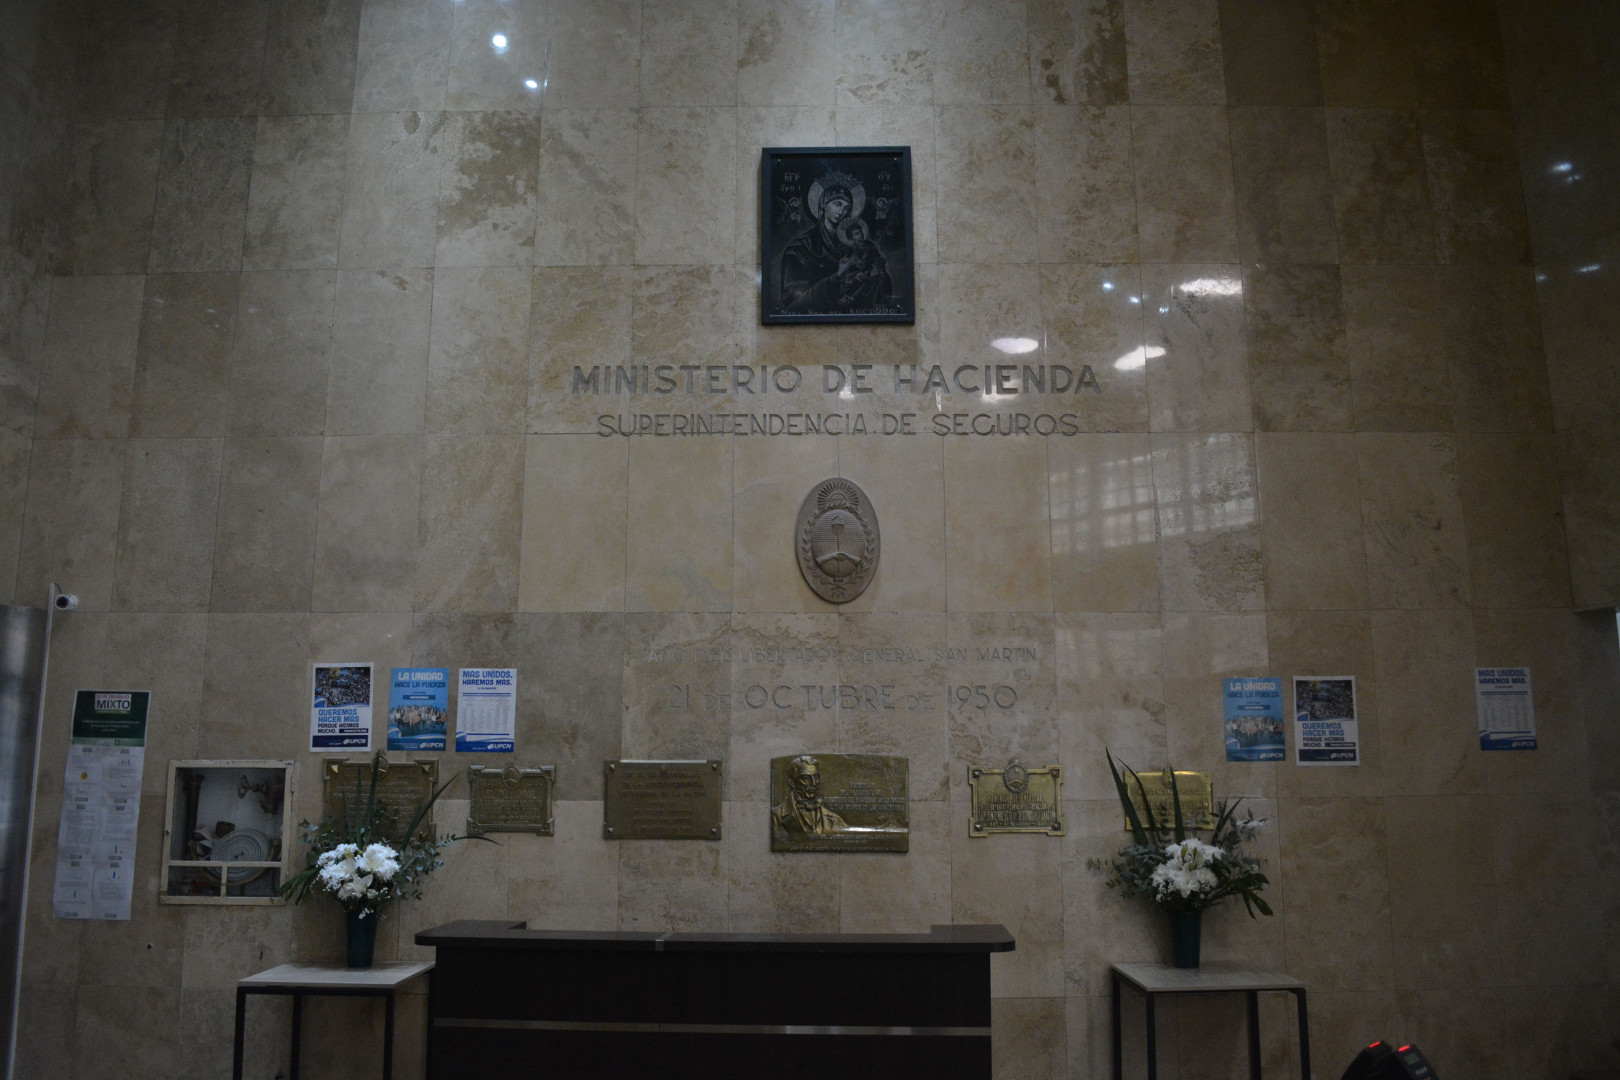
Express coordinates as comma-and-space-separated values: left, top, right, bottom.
54, 593, 79, 610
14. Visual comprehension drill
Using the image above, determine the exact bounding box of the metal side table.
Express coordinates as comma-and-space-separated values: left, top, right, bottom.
1111, 963, 1310, 1080
233, 960, 433, 1080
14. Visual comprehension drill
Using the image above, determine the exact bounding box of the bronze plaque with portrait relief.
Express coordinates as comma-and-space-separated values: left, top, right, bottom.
466, 764, 555, 836
968, 760, 1064, 836
770, 753, 908, 853
603, 760, 724, 840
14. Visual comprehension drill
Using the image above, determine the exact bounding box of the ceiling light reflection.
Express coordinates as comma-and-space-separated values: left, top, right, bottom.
524, 78, 539, 89
1114, 345, 1165, 371
991, 337, 1039, 354
491, 32, 508, 49
1177, 277, 1241, 296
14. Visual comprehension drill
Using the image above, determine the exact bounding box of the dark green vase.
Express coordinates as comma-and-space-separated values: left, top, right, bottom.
346, 910, 378, 968
1169, 910, 1202, 968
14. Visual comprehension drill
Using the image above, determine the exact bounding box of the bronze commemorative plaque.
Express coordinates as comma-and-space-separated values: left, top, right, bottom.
466, 764, 555, 837
1123, 768, 1215, 831
603, 760, 723, 840
323, 755, 438, 842
770, 753, 908, 853
968, 760, 1064, 836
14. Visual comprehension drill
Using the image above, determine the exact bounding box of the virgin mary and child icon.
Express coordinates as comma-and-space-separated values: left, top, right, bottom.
777, 171, 894, 315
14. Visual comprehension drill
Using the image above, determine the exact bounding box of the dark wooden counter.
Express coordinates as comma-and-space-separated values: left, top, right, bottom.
415, 920, 1015, 1079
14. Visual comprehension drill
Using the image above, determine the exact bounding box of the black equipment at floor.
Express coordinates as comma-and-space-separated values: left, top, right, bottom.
1341, 1040, 1437, 1080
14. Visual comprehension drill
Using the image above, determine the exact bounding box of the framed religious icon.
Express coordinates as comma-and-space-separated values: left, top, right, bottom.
760, 146, 914, 325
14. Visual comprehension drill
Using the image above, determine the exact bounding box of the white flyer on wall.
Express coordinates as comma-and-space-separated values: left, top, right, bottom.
53, 690, 148, 921
1293, 676, 1359, 766
456, 668, 516, 752
310, 662, 373, 751
1476, 667, 1535, 751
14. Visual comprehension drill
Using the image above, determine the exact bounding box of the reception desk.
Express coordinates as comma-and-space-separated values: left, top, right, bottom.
415, 920, 1015, 1079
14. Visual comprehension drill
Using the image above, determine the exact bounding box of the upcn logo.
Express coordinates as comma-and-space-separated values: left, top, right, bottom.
94, 693, 132, 712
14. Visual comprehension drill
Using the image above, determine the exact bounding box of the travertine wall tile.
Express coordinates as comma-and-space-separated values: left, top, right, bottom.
1326, 108, 1437, 264
74, 1, 176, 121
1405, 4, 1509, 111
944, 436, 1052, 611
725, 612, 840, 800
836, 612, 950, 800
738, 0, 836, 108
839, 799, 950, 931
34, 274, 144, 439
535, 110, 637, 266
520, 433, 627, 612
639, 0, 738, 107
1371, 609, 1482, 798
1028, 0, 1127, 106
945, 612, 1057, 801
1050, 434, 1159, 611
1357, 433, 1470, 609
1123, 0, 1225, 105
1342, 265, 1453, 432
1314, 0, 1418, 109
445, 0, 548, 112
243, 115, 349, 271
1230, 106, 1338, 265
506, 803, 620, 929
629, 265, 749, 371
1216, 0, 1322, 106
199, 613, 311, 757
546, 0, 641, 109
1420, 108, 1530, 265
633, 108, 738, 265
166, 0, 268, 118
1243, 263, 1350, 432
1152, 432, 1263, 612
834, 0, 937, 107
225, 270, 336, 436
130, 272, 238, 438
327, 267, 432, 436
434, 111, 539, 268
1063, 799, 1163, 995
57, 121, 163, 275
933, 0, 1032, 106
415, 435, 523, 611
210, 437, 322, 612
112, 438, 222, 612
617, 841, 727, 932
425, 266, 530, 433
1442, 266, 1551, 435
1040, 264, 1147, 431
725, 801, 841, 931
1131, 107, 1238, 263
1159, 611, 1268, 795
935, 106, 1037, 264
148, 118, 255, 273
1056, 614, 1165, 800
1491, 795, 1604, 987
338, 111, 442, 269
1033, 105, 1136, 263
259, 0, 364, 117
1277, 796, 1393, 990
1458, 434, 1570, 609
625, 611, 734, 762
0, 431, 29, 606
528, 266, 634, 432
625, 436, 732, 611
991, 997, 1067, 1080
1384, 795, 1501, 987
73, 986, 182, 1079
952, 802, 1064, 997
311, 434, 421, 612
1257, 432, 1365, 610
352, 0, 452, 113
1142, 265, 1251, 432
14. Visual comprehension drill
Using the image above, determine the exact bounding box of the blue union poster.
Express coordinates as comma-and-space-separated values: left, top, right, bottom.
1223, 677, 1285, 762
388, 668, 449, 752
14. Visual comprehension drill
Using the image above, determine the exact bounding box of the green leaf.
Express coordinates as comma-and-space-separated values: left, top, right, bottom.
1106, 749, 1150, 847
1169, 769, 1186, 843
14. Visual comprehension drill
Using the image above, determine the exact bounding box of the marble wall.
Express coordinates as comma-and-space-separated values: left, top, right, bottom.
5, 1, 1620, 1077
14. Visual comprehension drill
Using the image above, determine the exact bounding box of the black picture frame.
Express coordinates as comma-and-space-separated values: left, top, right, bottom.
760, 146, 915, 325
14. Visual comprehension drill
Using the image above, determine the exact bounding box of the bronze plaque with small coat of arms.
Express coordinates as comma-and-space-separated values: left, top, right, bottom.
795, 478, 880, 603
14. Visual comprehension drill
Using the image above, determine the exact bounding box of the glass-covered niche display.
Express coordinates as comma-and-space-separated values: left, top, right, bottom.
160, 760, 295, 905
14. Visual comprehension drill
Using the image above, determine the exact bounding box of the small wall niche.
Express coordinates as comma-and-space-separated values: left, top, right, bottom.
160, 760, 295, 905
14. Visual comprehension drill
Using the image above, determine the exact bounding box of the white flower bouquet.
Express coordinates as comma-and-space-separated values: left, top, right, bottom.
1088, 751, 1273, 917
280, 753, 475, 920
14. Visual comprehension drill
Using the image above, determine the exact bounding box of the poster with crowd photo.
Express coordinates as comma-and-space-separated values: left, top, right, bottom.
1223, 678, 1285, 762
310, 663, 373, 751
388, 668, 449, 752
1293, 676, 1359, 766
